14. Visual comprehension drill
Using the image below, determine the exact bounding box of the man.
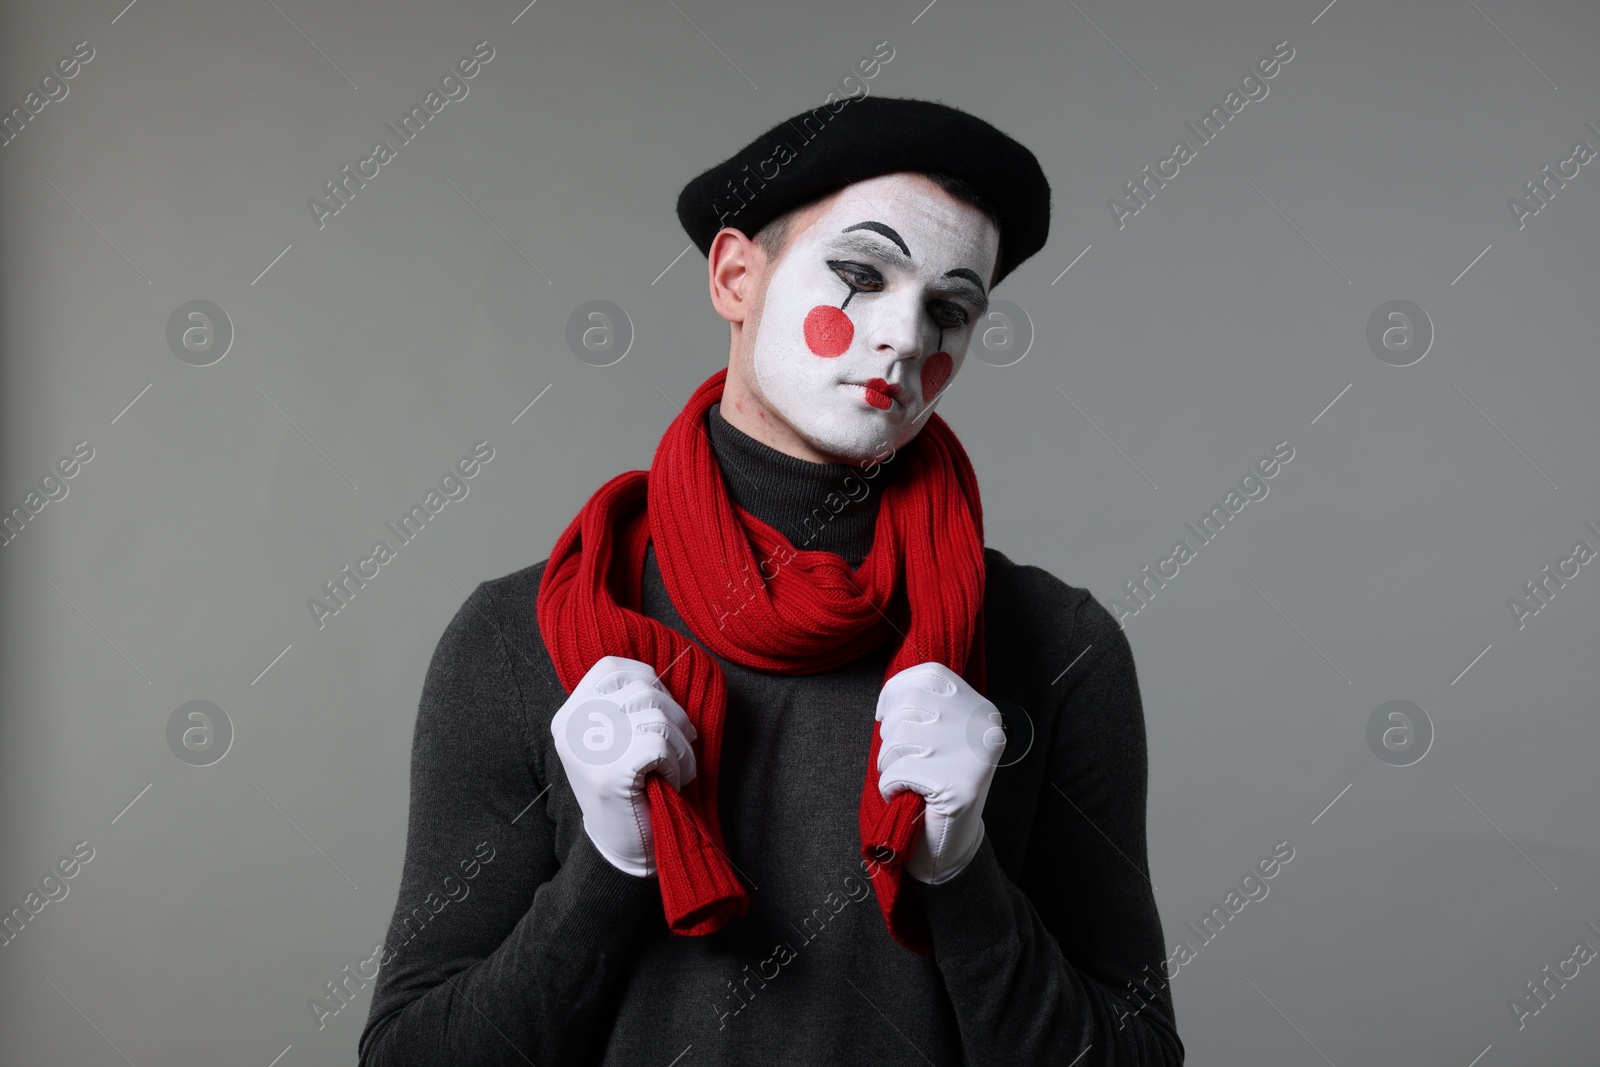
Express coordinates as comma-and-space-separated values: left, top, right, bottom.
360, 96, 1184, 1065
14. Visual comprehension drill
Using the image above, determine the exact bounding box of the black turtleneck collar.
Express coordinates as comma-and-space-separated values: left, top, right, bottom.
703, 403, 899, 568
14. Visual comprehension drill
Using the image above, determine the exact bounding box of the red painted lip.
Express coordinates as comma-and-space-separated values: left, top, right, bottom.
856, 377, 902, 410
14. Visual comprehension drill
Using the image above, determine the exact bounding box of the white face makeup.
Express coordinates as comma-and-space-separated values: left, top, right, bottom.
747, 172, 1000, 462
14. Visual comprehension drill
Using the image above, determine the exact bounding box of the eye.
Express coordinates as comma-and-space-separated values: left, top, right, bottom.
827, 260, 884, 295
929, 300, 969, 330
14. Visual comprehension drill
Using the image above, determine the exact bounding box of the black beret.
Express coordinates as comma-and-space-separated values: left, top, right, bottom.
676, 95, 1051, 286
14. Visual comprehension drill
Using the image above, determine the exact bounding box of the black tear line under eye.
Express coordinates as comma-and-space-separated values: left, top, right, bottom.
828, 260, 878, 310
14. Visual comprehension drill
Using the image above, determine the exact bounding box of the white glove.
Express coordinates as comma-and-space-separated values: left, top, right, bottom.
875, 662, 1006, 885
550, 655, 698, 878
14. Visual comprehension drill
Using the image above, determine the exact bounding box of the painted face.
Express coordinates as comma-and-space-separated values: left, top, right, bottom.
748, 172, 1000, 461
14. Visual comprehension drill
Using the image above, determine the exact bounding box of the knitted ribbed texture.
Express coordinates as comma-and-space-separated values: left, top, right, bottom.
703, 402, 886, 563
536, 368, 986, 954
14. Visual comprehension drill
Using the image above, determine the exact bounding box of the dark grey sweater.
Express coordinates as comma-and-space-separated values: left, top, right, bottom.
359, 404, 1184, 1065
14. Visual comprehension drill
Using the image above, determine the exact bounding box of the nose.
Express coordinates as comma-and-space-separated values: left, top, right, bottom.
862, 288, 924, 366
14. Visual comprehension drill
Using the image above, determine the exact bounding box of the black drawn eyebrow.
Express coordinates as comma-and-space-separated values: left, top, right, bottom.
842, 221, 911, 258
944, 268, 988, 295
826, 233, 908, 268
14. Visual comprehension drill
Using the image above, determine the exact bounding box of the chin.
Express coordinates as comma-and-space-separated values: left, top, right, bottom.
796, 411, 919, 464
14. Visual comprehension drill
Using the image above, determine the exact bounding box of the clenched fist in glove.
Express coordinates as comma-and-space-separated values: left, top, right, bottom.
550, 655, 698, 878
875, 662, 1006, 885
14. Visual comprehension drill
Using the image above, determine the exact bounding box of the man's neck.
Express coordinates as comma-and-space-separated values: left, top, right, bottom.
703, 403, 889, 566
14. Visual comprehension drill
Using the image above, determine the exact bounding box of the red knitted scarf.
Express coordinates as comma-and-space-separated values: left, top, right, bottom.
536, 368, 986, 955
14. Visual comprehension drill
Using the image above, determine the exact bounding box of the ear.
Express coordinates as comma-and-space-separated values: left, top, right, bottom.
708, 227, 765, 325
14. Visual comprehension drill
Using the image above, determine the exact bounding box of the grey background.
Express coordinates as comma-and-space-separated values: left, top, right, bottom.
1, 0, 1596, 1063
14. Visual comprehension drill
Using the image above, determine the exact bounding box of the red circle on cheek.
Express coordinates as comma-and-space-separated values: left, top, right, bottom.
921, 351, 953, 401
803, 305, 854, 357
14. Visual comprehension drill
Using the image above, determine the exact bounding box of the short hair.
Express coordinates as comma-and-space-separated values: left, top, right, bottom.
752, 172, 1003, 286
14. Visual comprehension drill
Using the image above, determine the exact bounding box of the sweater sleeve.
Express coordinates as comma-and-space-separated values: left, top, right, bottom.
358, 580, 659, 1066
909, 591, 1185, 1065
